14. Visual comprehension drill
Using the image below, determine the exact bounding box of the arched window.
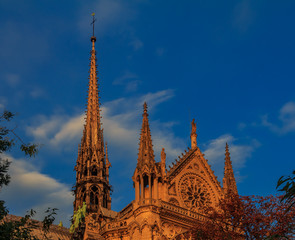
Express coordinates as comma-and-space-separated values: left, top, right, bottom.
91, 166, 98, 176
81, 187, 86, 203
83, 167, 87, 176
90, 186, 99, 205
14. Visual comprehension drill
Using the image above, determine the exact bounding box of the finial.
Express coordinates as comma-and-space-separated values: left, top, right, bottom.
91, 13, 97, 42
161, 148, 166, 163
223, 142, 238, 195
143, 102, 148, 115
225, 142, 231, 161
191, 118, 197, 135
190, 118, 197, 148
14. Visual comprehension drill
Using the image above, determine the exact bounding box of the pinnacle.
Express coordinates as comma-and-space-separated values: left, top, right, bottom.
137, 102, 155, 168
143, 102, 148, 116
223, 143, 238, 194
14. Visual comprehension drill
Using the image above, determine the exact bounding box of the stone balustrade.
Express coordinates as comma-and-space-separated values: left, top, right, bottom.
159, 200, 206, 221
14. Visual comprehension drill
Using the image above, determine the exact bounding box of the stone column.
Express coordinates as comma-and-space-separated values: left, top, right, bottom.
135, 179, 139, 203
140, 175, 144, 201
149, 175, 152, 200
154, 177, 158, 200
86, 192, 90, 207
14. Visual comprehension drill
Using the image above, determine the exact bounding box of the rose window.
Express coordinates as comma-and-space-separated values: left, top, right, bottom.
179, 175, 210, 211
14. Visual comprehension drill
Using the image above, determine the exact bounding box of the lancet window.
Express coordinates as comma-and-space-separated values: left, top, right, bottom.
91, 166, 98, 176
83, 167, 88, 177
90, 186, 99, 205
81, 187, 86, 203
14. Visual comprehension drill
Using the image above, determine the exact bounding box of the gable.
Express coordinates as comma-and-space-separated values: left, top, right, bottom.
167, 147, 223, 211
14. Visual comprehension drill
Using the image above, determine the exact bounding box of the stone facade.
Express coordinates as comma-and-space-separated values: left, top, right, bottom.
74, 34, 238, 240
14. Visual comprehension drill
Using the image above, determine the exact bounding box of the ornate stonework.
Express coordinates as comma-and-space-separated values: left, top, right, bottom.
179, 174, 210, 211
73, 33, 238, 240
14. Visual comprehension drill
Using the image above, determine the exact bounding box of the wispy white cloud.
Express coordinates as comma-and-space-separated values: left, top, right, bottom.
203, 134, 259, 183
130, 38, 143, 51
0, 97, 6, 110
26, 114, 84, 153
261, 101, 295, 135
232, 0, 254, 33
1, 154, 73, 227
30, 87, 46, 99
156, 47, 165, 57
49, 114, 84, 148
3, 73, 21, 87
26, 90, 179, 162
113, 71, 141, 92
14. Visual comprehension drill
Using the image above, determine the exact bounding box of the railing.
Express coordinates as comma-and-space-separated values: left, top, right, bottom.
160, 200, 206, 221
100, 199, 207, 234
100, 220, 128, 233
140, 198, 158, 205
117, 202, 133, 219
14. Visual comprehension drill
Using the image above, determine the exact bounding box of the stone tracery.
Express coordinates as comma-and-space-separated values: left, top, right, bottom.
179, 174, 210, 211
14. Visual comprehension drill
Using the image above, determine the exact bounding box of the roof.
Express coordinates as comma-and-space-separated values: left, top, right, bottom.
3, 215, 71, 240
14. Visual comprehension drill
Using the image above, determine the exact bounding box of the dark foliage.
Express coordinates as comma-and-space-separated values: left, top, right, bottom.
0, 110, 59, 239
277, 170, 295, 211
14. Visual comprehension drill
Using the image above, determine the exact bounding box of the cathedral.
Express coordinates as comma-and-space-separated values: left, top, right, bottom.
73, 32, 238, 240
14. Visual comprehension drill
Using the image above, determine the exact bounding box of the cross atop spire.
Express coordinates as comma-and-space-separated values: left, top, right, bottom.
137, 102, 155, 168
223, 143, 238, 195
91, 13, 96, 42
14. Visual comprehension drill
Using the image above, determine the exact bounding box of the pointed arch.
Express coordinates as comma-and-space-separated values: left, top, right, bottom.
83, 166, 87, 177
91, 165, 98, 176
169, 198, 180, 206
129, 220, 141, 240
79, 187, 86, 204
90, 185, 100, 205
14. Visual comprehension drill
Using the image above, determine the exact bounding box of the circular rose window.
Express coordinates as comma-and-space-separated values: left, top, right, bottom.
179, 174, 210, 211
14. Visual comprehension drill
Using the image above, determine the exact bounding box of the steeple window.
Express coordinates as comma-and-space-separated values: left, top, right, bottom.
83, 167, 88, 177
81, 187, 86, 203
91, 166, 98, 176
90, 186, 99, 205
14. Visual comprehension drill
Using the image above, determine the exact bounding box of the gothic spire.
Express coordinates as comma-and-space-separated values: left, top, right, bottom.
105, 142, 111, 168
81, 33, 102, 149
137, 102, 155, 168
74, 22, 112, 213
223, 143, 238, 195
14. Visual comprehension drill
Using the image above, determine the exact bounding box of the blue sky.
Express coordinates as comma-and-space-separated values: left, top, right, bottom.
1, 0, 295, 227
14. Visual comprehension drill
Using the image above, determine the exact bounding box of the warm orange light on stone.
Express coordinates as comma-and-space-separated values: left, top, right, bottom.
73, 34, 238, 240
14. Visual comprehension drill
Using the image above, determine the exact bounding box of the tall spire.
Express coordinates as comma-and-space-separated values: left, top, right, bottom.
74, 18, 112, 213
137, 102, 155, 168
81, 28, 101, 149
223, 143, 238, 195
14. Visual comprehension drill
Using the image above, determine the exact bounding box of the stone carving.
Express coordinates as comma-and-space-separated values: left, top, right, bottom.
179, 174, 210, 211
193, 163, 199, 170
169, 198, 180, 206
162, 223, 183, 239
191, 119, 196, 135
168, 183, 177, 196
86, 214, 100, 231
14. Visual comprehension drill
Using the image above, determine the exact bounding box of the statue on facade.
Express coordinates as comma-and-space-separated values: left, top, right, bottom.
191, 119, 197, 135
